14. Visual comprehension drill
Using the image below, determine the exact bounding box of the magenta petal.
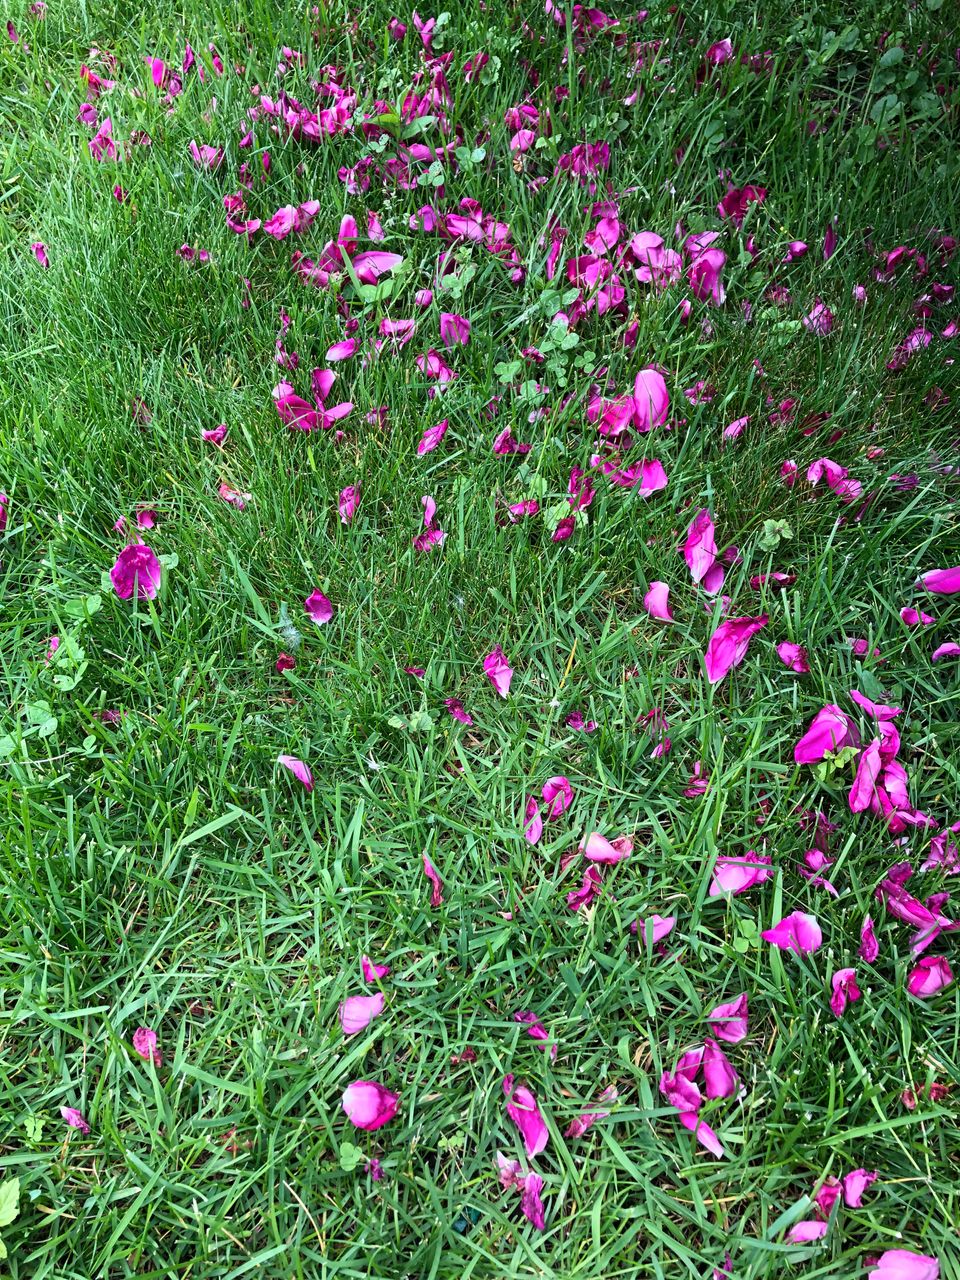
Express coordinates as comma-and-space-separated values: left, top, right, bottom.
842, 1167, 877, 1207
794, 704, 858, 764
339, 991, 386, 1035
542, 776, 573, 818
906, 955, 953, 997
351, 250, 403, 283
110, 543, 162, 601
684, 508, 719, 585
418, 418, 448, 455
639, 913, 675, 946
702, 1038, 738, 1098
520, 1172, 546, 1229
761, 911, 822, 953
850, 739, 883, 813
708, 852, 773, 897
361, 954, 390, 982
704, 615, 768, 683
677, 1110, 725, 1158
829, 967, 861, 1017
644, 581, 674, 622
523, 797, 543, 845
278, 754, 314, 791
920, 566, 960, 595
932, 642, 960, 662
304, 589, 333, 624
341, 1080, 399, 1130
503, 1075, 549, 1158
707, 993, 749, 1043
60, 1106, 90, 1134
132, 1026, 161, 1066
777, 641, 809, 673
581, 832, 631, 863
422, 853, 444, 906
859, 914, 880, 962
483, 646, 514, 697
868, 1250, 940, 1280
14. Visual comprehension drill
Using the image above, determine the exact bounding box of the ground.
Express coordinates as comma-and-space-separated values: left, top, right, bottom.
1, 2, 959, 1278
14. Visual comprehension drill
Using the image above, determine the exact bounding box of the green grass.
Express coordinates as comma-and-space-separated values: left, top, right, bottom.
1, 1, 959, 1276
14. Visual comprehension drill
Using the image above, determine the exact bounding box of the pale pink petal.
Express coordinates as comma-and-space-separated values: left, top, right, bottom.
644, 581, 674, 622
842, 1168, 877, 1207
868, 1249, 940, 1280
341, 1080, 400, 1130
677, 1110, 725, 1158
339, 991, 386, 1036
761, 911, 822, 953
786, 1221, 828, 1244
278, 754, 314, 790
708, 852, 773, 897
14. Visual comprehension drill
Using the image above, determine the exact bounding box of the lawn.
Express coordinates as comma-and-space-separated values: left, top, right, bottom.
1, 1, 959, 1276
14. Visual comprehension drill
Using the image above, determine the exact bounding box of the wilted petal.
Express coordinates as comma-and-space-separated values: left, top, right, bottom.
762, 911, 822, 953
361, 955, 390, 982
304, 589, 334, 624
704, 615, 768, 683
483, 646, 514, 697
110, 543, 162, 601
341, 1080, 399, 1130
842, 1168, 877, 1207
707, 993, 748, 1043
132, 1026, 162, 1066
503, 1074, 549, 1158
829, 967, 861, 1017
278, 754, 314, 790
859, 915, 880, 962
422, 854, 444, 907
520, 1172, 546, 1229
339, 992, 386, 1036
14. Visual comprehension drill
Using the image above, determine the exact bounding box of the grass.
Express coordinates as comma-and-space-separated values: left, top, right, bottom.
1, 0, 959, 1275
